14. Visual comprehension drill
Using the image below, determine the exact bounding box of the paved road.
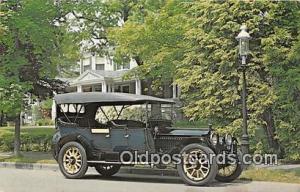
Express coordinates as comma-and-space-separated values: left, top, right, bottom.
0, 168, 299, 192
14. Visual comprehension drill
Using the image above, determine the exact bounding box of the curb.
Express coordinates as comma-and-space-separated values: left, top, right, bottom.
0, 162, 59, 171
0, 162, 178, 176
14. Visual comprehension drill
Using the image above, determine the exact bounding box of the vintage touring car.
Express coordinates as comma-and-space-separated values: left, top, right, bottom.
52, 92, 243, 186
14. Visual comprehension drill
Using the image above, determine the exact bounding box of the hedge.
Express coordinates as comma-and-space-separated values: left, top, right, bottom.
0, 128, 55, 152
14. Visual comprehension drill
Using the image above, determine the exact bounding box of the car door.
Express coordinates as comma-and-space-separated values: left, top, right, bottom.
127, 128, 148, 153
110, 127, 129, 152
89, 127, 112, 151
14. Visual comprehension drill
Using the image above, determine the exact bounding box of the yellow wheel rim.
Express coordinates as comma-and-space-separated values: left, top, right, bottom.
183, 149, 210, 181
63, 147, 82, 175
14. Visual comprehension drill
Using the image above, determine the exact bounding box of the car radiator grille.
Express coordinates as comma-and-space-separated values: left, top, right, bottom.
155, 136, 184, 153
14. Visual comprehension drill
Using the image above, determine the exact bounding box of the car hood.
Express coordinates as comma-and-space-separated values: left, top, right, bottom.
162, 128, 210, 136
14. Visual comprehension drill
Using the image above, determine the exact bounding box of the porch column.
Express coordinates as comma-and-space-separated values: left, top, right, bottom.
172, 84, 177, 99
111, 84, 115, 92
80, 59, 83, 74
135, 79, 142, 95
107, 84, 111, 92
177, 85, 181, 98
51, 99, 56, 121
91, 55, 96, 70
77, 85, 82, 92
102, 82, 107, 92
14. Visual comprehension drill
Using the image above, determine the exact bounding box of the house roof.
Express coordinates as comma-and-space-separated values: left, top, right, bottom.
54, 92, 175, 105
70, 70, 131, 86
56, 77, 75, 83
92, 70, 130, 78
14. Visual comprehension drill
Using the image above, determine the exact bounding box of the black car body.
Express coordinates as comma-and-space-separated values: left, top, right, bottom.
52, 92, 243, 186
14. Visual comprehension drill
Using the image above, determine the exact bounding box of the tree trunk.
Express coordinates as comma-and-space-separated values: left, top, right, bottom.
0, 111, 3, 127
145, 79, 162, 119
14, 113, 21, 157
262, 108, 280, 152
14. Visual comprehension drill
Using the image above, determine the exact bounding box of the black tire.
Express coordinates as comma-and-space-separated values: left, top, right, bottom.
95, 164, 121, 177
177, 144, 218, 186
215, 150, 243, 182
58, 141, 88, 179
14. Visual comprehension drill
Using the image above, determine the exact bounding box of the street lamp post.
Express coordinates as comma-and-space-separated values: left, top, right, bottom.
236, 24, 251, 154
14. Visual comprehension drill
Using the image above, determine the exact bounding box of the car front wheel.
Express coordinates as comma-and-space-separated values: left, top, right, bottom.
95, 164, 121, 177
177, 144, 218, 186
58, 141, 88, 179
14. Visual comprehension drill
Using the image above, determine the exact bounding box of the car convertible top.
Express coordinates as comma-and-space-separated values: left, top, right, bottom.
54, 92, 175, 105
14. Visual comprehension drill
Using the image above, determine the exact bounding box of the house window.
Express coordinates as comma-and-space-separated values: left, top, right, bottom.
114, 63, 120, 71
114, 62, 130, 70
114, 85, 130, 93
83, 65, 91, 72
114, 85, 121, 92
94, 84, 102, 92
96, 64, 105, 70
122, 85, 130, 93
82, 57, 92, 72
123, 62, 130, 69
82, 85, 92, 92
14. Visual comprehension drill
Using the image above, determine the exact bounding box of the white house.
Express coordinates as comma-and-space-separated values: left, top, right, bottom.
63, 52, 180, 98
66, 53, 141, 95
51, 52, 181, 120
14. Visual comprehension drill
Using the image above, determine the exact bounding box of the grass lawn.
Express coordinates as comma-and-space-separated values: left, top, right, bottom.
240, 167, 300, 184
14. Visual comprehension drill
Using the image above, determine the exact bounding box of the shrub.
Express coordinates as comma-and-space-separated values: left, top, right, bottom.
0, 128, 55, 152
0, 132, 14, 152
35, 118, 54, 126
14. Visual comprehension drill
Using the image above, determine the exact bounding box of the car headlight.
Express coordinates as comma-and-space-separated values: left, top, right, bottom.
225, 134, 233, 145
219, 136, 224, 145
210, 133, 218, 145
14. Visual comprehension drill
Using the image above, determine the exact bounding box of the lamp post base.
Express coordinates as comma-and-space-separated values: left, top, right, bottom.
241, 134, 250, 155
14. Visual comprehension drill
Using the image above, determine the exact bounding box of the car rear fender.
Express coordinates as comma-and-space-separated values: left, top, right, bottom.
58, 134, 93, 158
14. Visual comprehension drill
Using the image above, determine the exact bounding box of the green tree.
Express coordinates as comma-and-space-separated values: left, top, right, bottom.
57, 0, 122, 55
109, 0, 187, 94
110, 0, 300, 159
0, 0, 76, 156
178, 1, 300, 156
268, 27, 300, 160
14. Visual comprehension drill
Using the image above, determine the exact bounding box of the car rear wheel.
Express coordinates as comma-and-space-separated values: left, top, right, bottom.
95, 164, 121, 177
177, 144, 217, 186
58, 141, 88, 179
